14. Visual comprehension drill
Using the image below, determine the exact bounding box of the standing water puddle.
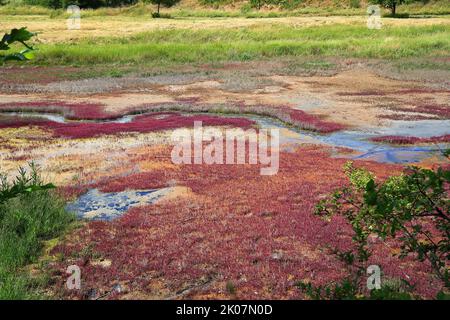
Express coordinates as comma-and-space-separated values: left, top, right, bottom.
66, 188, 171, 221
253, 116, 450, 164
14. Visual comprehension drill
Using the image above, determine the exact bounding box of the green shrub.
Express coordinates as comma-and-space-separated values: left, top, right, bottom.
0, 164, 73, 299
302, 160, 450, 299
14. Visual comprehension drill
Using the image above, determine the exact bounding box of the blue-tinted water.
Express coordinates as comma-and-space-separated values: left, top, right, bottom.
66, 188, 170, 221
253, 117, 449, 164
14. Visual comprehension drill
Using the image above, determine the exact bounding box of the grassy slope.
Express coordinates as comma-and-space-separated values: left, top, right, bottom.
33, 24, 449, 66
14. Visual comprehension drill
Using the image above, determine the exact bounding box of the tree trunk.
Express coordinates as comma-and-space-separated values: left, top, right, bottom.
158, 2, 160, 14
392, 3, 396, 16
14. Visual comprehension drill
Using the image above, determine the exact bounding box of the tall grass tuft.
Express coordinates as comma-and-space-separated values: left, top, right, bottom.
0, 164, 73, 299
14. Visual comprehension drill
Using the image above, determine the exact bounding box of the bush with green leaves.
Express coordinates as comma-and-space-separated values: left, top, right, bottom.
298, 160, 449, 299
0, 27, 35, 65
0, 164, 73, 299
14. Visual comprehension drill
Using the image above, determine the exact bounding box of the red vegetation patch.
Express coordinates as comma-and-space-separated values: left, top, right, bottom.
123, 102, 346, 133
0, 100, 346, 134
288, 109, 345, 133
336, 90, 386, 96
50, 147, 441, 299
394, 89, 450, 95
381, 103, 450, 120
0, 112, 255, 139
409, 104, 450, 119
371, 135, 450, 145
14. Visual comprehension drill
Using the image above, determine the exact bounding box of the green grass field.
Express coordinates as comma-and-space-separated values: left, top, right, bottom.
32, 24, 449, 67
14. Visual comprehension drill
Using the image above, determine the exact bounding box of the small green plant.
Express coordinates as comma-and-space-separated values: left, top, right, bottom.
297, 278, 361, 300
0, 27, 36, 64
226, 280, 236, 295
0, 162, 55, 205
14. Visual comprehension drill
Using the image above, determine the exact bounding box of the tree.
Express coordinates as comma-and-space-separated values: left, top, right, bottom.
147, 0, 180, 17
371, 0, 405, 16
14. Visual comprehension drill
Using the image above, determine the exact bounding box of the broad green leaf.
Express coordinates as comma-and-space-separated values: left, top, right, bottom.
20, 48, 35, 60
5, 27, 35, 44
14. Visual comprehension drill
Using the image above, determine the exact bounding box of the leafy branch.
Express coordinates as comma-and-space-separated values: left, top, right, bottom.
299, 160, 450, 299
0, 27, 36, 64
